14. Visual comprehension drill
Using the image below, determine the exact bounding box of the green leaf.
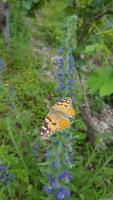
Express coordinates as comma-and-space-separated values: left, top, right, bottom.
88, 67, 113, 96
100, 76, 113, 96
87, 72, 103, 93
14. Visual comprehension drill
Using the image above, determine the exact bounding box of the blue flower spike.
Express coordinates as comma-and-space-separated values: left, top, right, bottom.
42, 47, 76, 199
56, 186, 70, 200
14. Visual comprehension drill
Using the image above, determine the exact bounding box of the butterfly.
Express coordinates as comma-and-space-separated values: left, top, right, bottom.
41, 97, 76, 140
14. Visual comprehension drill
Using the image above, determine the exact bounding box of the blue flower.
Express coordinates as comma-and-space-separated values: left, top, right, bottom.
56, 72, 65, 76
58, 58, 64, 65
69, 55, 74, 62
67, 92, 74, 97
56, 186, 70, 200
70, 48, 74, 52
58, 171, 72, 183
49, 175, 56, 188
56, 77, 65, 82
50, 161, 57, 168
43, 185, 53, 195
0, 162, 16, 185
56, 65, 64, 69
58, 48, 63, 54
68, 79, 75, 85
58, 83, 65, 90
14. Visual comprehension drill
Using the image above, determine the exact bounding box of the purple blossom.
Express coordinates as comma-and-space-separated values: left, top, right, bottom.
58, 83, 65, 90
68, 79, 75, 85
43, 185, 53, 194
56, 72, 65, 76
50, 161, 57, 168
56, 186, 70, 200
70, 48, 74, 52
58, 58, 64, 65
56, 77, 65, 83
69, 55, 74, 62
56, 65, 64, 69
58, 171, 72, 183
49, 175, 56, 188
58, 48, 63, 54
67, 92, 74, 97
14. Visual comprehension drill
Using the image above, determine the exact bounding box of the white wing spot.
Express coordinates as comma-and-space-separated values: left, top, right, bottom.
42, 126, 47, 130
47, 130, 50, 134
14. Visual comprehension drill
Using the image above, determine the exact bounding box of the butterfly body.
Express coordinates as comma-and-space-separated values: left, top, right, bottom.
41, 97, 76, 140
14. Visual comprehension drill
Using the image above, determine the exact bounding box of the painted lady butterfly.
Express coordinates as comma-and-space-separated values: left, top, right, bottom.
41, 97, 76, 140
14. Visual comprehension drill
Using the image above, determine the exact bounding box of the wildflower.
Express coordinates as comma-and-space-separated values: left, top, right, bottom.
43, 185, 53, 194
58, 58, 64, 65
0, 161, 16, 185
69, 55, 74, 62
56, 186, 70, 200
70, 48, 74, 52
67, 92, 74, 97
68, 79, 75, 85
56, 65, 64, 69
56, 72, 65, 76
58, 48, 63, 54
58, 83, 65, 90
56, 76, 65, 82
42, 48, 76, 199
50, 161, 57, 168
58, 171, 72, 183
49, 174, 56, 188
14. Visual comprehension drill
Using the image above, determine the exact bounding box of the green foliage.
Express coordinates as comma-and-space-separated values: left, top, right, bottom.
20, 0, 44, 14
62, 0, 113, 106
88, 67, 113, 96
0, 0, 113, 199
38, 0, 66, 46
63, 15, 78, 49
71, 142, 113, 200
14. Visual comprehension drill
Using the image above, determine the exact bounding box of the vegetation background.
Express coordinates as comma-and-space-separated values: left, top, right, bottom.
0, 0, 113, 199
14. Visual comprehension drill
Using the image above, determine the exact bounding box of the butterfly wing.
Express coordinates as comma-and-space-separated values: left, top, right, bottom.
40, 97, 75, 140
40, 110, 70, 140
52, 97, 76, 118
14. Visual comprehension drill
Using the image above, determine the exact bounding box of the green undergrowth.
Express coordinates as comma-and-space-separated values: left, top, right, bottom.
32, 0, 67, 47
0, 1, 113, 200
